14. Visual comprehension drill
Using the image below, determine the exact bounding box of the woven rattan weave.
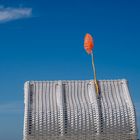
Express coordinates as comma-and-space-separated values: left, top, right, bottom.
23, 80, 137, 140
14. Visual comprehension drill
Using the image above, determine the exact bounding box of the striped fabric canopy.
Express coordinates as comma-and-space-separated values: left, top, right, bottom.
23, 80, 137, 140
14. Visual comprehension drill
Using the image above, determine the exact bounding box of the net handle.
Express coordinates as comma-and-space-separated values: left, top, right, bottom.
91, 51, 99, 95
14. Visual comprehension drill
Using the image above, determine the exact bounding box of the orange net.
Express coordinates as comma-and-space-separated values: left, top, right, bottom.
84, 33, 94, 54
84, 33, 99, 95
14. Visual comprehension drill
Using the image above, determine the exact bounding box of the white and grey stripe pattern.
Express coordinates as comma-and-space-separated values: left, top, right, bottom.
23, 80, 137, 140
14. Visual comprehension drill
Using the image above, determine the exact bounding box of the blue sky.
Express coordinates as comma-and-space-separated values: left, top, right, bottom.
0, 0, 140, 139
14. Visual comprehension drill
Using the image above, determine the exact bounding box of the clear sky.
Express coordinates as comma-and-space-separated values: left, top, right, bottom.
0, 0, 140, 139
